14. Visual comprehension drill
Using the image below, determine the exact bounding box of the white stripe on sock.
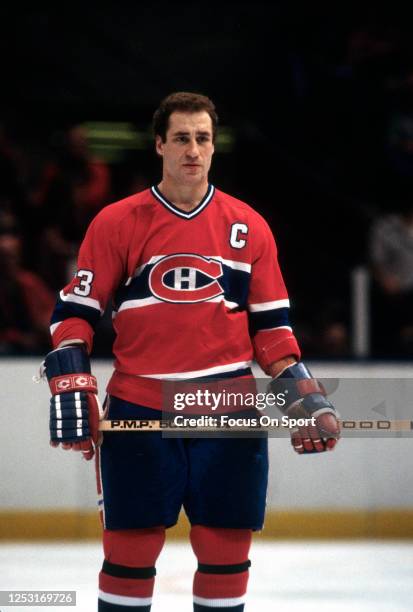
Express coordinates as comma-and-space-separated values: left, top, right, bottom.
98, 590, 152, 606
193, 594, 246, 607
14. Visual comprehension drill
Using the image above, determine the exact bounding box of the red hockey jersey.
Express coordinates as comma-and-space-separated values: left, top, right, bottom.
50, 185, 300, 407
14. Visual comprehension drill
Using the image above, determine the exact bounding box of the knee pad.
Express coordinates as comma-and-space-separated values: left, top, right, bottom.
99, 527, 166, 607
190, 525, 252, 565
190, 526, 252, 603
103, 526, 165, 567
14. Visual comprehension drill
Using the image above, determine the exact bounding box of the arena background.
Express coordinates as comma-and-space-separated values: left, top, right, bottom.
1, 6, 413, 603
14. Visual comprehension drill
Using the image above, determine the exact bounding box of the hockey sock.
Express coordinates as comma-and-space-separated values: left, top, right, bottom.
190, 525, 252, 611
98, 526, 165, 611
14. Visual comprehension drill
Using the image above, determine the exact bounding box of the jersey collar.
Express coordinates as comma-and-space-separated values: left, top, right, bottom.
151, 184, 215, 219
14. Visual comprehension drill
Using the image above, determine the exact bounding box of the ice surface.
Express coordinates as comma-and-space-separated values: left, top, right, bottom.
1, 540, 413, 611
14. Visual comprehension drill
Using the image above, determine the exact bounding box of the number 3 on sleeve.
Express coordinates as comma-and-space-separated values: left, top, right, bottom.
73, 269, 94, 297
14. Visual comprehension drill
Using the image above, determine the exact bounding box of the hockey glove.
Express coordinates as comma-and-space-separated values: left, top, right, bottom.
44, 345, 104, 460
268, 362, 340, 454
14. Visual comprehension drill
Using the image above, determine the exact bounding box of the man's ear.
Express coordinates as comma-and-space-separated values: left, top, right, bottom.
155, 135, 164, 157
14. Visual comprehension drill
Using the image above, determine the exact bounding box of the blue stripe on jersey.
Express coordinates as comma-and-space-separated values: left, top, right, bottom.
51, 298, 101, 328
114, 267, 152, 307
113, 262, 250, 311
220, 266, 249, 307
248, 307, 291, 334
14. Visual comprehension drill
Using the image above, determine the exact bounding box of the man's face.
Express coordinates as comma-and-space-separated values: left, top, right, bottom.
156, 111, 214, 186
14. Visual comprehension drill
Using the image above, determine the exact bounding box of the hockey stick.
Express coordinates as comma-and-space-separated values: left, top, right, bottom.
99, 419, 413, 433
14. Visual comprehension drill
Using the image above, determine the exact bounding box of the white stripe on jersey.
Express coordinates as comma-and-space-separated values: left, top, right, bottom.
98, 591, 152, 606
59, 290, 103, 313
248, 298, 290, 312
115, 295, 239, 315
139, 360, 252, 380
257, 325, 292, 332
207, 296, 239, 309
50, 322, 62, 335
134, 256, 166, 277
210, 256, 251, 273
117, 296, 163, 312
193, 594, 246, 607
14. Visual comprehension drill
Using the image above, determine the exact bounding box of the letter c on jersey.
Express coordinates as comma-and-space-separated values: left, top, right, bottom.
230, 223, 248, 249
149, 254, 224, 303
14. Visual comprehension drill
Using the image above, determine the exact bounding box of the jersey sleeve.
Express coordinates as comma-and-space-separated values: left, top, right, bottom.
49, 205, 127, 352
248, 215, 301, 372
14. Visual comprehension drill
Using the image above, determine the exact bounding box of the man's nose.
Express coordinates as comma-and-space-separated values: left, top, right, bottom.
186, 139, 200, 157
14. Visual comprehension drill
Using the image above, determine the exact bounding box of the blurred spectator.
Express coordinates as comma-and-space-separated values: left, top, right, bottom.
0, 123, 24, 203
0, 233, 55, 354
39, 124, 111, 289
346, 24, 399, 69
369, 197, 413, 356
385, 70, 413, 183
0, 124, 30, 236
294, 300, 350, 359
0, 201, 19, 235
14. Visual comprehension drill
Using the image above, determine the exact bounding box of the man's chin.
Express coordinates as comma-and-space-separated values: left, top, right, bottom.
180, 172, 206, 185
183, 168, 202, 176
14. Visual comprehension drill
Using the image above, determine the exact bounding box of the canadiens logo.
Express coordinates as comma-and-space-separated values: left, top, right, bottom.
57, 378, 71, 390
52, 374, 96, 394
149, 254, 224, 303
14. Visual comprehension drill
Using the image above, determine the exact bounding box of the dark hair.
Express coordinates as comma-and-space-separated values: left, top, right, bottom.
152, 92, 218, 142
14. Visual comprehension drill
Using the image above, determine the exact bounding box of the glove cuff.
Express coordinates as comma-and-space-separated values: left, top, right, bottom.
269, 362, 325, 411
311, 407, 338, 419
301, 393, 337, 417
45, 345, 97, 395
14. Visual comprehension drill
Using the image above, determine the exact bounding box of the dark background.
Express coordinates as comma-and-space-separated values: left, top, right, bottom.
1, 5, 413, 358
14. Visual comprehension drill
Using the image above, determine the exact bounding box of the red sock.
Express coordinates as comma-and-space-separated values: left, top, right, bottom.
98, 527, 165, 610
190, 525, 252, 610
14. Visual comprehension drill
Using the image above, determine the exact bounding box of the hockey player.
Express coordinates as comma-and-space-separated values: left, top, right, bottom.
44, 92, 340, 611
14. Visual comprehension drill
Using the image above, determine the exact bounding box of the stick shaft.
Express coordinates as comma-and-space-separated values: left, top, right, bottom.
99, 419, 413, 433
